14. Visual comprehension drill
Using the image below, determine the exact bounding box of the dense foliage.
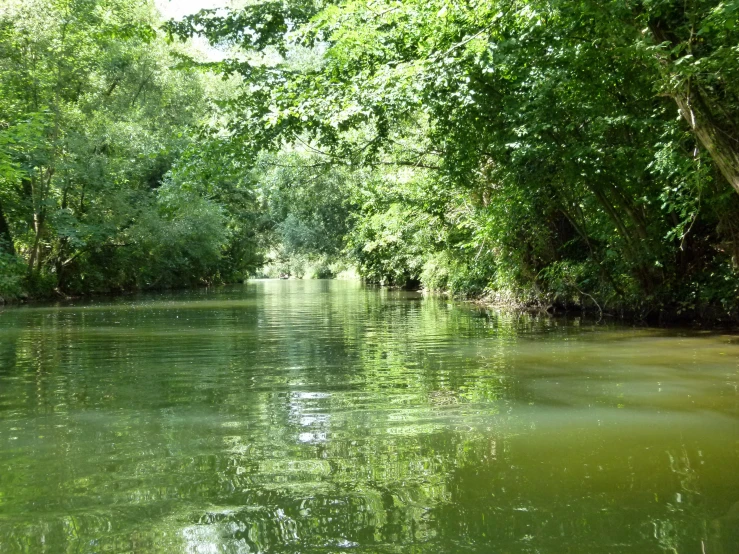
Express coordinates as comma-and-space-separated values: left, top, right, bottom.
0, 0, 264, 299
2, 0, 739, 321
172, 0, 739, 321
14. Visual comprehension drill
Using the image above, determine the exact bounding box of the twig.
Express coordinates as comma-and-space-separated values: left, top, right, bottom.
433, 24, 494, 60
570, 280, 603, 323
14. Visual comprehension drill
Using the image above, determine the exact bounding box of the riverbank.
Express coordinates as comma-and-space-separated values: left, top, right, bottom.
4, 275, 738, 329
0, 278, 246, 307
439, 288, 739, 329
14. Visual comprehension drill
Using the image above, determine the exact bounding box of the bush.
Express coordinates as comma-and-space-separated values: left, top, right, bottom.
0, 251, 26, 299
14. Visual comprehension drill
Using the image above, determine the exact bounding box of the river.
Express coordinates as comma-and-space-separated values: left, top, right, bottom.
0, 280, 737, 552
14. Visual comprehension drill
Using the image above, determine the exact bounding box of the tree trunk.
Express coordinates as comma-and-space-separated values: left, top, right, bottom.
0, 199, 14, 255
27, 211, 44, 272
646, 19, 739, 195
673, 87, 739, 195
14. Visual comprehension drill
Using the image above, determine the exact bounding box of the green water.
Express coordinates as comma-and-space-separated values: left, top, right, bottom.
0, 280, 738, 553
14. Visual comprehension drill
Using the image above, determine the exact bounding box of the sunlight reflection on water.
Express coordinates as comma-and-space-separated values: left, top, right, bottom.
0, 280, 737, 552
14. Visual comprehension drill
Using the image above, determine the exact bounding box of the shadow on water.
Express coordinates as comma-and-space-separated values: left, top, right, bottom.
0, 280, 737, 552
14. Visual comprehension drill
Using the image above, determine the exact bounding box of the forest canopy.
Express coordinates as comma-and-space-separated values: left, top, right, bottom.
1, 0, 738, 321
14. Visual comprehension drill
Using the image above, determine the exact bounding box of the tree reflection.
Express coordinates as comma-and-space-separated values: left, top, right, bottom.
0, 281, 737, 552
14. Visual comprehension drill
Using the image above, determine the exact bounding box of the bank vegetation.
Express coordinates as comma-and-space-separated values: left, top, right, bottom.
2, 0, 739, 323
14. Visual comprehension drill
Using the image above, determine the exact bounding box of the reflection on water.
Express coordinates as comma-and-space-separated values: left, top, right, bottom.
0, 280, 737, 553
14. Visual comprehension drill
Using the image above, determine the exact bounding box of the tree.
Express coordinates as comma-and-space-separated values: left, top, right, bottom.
171, 0, 739, 318
0, 0, 264, 296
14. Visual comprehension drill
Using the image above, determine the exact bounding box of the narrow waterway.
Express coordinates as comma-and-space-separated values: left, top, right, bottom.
0, 280, 737, 553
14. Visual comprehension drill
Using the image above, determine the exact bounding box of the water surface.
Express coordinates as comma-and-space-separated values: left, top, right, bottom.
0, 280, 738, 553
